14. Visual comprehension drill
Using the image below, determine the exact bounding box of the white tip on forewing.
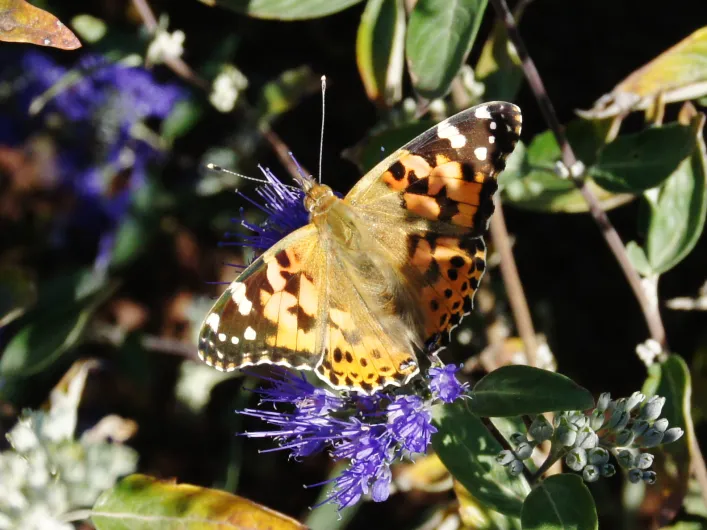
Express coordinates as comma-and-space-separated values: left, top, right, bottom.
474, 106, 492, 120
205, 313, 220, 332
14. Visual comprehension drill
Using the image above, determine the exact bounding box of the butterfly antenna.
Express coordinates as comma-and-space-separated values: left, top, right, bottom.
206, 163, 299, 190
318, 75, 326, 184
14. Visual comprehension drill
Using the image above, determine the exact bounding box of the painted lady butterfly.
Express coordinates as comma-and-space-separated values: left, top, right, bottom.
198, 102, 522, 393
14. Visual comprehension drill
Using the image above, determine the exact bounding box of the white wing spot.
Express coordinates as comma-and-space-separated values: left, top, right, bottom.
489, 136, 496, 144
231, 336, 239, 345
474, 106, 492, 119
217, 350, 225, 359
474, 147, 488, 161
244, 326, 257, 340
205, 313, 220, 332
230, 282, 246, 303
490, 121, 497, 130
43, 38, 51, 45
238, 298, 253, 315
218, 333, 227, 342
437, 121, 466, 148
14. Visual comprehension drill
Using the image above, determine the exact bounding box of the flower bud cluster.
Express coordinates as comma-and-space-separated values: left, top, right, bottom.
496, 391, 683, 485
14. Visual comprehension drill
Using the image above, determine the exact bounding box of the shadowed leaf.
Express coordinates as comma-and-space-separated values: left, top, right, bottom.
356, 0, 405, 107
0, 0, 80, 49
91, 474, 308, 529
196, 0, 364, 20
521, 474, 598, 530
432, 401, 531, 517
578, 26, 707, 119
471, 366, 594, 417
406, 0, 488, 99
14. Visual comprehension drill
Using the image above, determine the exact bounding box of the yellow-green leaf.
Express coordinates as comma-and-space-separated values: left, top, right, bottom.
92, 474, 307, 530
0, 0, 80, 49
579, 26, 707, 119
356, 0, 405, 107
197, 0, 364, 20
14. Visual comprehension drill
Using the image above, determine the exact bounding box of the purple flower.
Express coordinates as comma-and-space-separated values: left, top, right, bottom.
429, 364, 468, 403
224, 166, 309, 251
240, 365, 464, 510
387, 395, 436, 454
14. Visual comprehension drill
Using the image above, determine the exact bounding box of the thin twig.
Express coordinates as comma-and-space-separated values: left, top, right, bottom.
490, 196, 537, 366
482, 416, 534, 484
488, 0, 666, 348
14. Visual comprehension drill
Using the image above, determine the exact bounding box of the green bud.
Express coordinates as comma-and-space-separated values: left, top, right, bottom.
601, 463, 616, 477
638, 428, 664, 448
628, 468, 643, 484
589, 409, 605, 430
582, 465, 600, 482
566, 447, 587, 471
639, 396, 665, 421
556, 418, 578, 447
529, 416, 554, 442
508, 459, 524, 476
642, 471, 657, 484
510, 432, 527, 446
616, 429, 635, 447
626, 392, 645, 412
636, 453, 654, 470
653, 418, 669, 433
632, 420, 650, 436
496, 450, 515, 466
662, 427, 684, 445
575, 426, 598, 449
587, 447, 610, 466
515, 441, 534, 460
617, 449, 635, 469
607, 410, 630, 431
596, 392, 611, 412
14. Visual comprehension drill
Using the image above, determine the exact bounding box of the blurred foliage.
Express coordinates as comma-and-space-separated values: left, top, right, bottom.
0, 0, 706, 528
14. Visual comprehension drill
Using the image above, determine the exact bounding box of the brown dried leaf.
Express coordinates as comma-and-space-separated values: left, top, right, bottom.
0, 0, 80, 49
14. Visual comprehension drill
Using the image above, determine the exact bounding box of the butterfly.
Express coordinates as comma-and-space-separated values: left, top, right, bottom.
198, 101, 522, 394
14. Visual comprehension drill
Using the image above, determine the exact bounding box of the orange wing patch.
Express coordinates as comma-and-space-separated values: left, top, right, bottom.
407, 233, 487, 339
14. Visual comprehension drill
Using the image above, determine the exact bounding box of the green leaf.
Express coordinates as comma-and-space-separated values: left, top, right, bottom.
432, 401, 531, 517
521, 474, 598, 530
406, 0, 488, 99
590, 123, 697, 193
474, 18, 523, 102
471, 366, 594, 417
642, 114, 707, 273
501, 119, 634, 213
257, 66, 320, 122
356, 0, 405, 107
92, 474, 307, 529
197, 0, 365, 20
161, 99, 203, 144
638, 355, 694, 518
0, 0, 81, 49
579, 26, 707, 119
626, 241, 653, 277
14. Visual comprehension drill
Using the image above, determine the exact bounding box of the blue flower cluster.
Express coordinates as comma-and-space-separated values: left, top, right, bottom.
240, 365, 468, 509
0, 50, 184, 262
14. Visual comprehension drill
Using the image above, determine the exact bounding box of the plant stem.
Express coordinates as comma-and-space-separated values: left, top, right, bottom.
530, 445, 567, 483
490, 196, 538, 366
482, 417, 534, 484
488, 0, 667, 349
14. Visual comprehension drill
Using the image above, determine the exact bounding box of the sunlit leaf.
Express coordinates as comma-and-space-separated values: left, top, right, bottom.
70, 14, 107, 44
474, 16, 523, 102
197, 0, 365, 20
521, 474, 598, 530
394, 454, 453, 493
454, 481, 522, 529
432, 401, 531, 517
0, 0, 80, 49
638, 355, 694, 525
641, 114, 707, 274
470, 365, 594, 417
590, 122, 697, 193
257, 66, 320, 123
578, 26, 707, 119
356, 0, 405, 107
406, 0, 488, 99
501, 119, 634, 212
92, 474, 307, 529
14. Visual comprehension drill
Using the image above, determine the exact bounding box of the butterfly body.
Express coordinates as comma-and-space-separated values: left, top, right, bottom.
199, 102, 522, 393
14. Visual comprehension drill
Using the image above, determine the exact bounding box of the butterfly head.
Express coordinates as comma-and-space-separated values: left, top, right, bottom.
304, 183, 337, 217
